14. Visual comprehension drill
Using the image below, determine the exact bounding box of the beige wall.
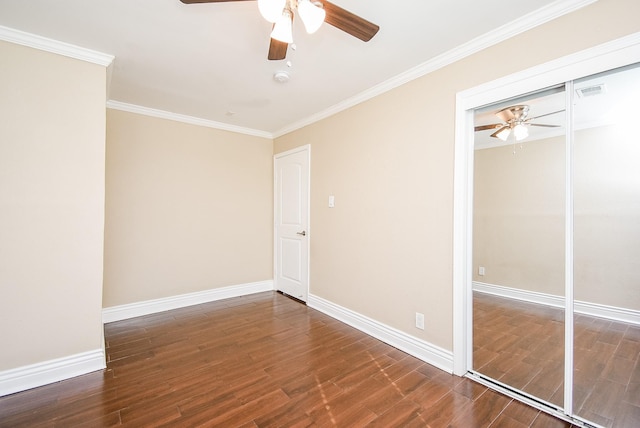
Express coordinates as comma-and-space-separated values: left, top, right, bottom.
103, 110, 273, 307
275, 0, 640, 351
473, 137, 566, 296
574, 125, 640, 310
0, 41, 107, 370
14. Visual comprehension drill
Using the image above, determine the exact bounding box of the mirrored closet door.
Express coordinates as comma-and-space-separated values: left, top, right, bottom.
470, 63, 640, 427
472, 86, 567, 410
572, 65, 640, 427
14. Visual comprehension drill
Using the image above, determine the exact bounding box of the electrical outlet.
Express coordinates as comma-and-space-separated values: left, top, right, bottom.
479, 266, 486, 276
415, 312, 425, 330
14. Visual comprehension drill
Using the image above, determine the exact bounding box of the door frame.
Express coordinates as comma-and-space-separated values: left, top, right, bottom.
273, 145, 311, 301
452, 31, 640, 419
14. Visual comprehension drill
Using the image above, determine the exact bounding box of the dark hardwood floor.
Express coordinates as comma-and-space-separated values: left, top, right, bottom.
0, 291, 579, 427
474, 292, 640, 428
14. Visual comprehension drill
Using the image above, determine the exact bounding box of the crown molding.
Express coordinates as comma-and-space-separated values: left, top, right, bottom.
106, 101, 273, 139
0, 25, 113, 67
272, 0, 597, 138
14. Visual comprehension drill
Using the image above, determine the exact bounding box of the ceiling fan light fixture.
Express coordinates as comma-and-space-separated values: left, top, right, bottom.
258, 0, 286, 23
513, 123, 529, 141
271, 9, 294, 44
494, 126, 511, 141
298, 0, 325, 34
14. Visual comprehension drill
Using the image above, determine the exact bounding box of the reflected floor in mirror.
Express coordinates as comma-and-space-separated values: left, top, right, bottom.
0, 291, 582, 427
474, 292, 640, 427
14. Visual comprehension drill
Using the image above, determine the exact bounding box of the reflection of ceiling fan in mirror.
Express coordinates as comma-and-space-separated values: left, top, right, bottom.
179, 0, 379, 61
475, 105, 563, 142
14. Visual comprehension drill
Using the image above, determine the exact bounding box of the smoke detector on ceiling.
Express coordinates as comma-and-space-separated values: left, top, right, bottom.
273, 71, 290, 83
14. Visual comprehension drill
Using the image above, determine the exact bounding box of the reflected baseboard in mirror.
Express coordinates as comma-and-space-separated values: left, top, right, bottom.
473, 292, 640, 427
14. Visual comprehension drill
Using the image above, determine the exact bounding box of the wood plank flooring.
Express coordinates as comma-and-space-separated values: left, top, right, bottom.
0, 291, 579, 427
474, 292, 640, 428
474, 293, 566, 408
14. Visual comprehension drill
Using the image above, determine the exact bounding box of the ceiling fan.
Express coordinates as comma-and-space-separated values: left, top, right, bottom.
475, 105, 563, 142
179, 0, 379, 61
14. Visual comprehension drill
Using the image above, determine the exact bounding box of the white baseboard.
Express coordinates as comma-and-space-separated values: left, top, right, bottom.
473, 282, 564, 308
102, 280, 274, 323
576, 300, 640, 325
0, 349, 105, 397
308, 294, 454, 374
473, 281, 640, 326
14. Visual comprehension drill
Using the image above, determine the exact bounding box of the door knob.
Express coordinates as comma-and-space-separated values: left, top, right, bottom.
296, 231, 306, 236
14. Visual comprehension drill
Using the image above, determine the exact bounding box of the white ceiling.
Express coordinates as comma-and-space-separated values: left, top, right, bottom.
1, 0, 587, 137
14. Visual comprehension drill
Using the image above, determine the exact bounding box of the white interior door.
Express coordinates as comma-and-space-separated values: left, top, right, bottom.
274, 146, 309, 302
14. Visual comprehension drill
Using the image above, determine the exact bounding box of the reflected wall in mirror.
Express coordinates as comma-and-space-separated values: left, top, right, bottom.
472, 88, 567, 409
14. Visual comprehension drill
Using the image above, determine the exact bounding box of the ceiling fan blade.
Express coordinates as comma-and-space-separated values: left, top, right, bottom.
528, 109, 565, 120
180, 0, 253, 3
268, 37, 288, 60
528, 123, 562, 128
323, 1, 379, 42
475, 124, 502, 132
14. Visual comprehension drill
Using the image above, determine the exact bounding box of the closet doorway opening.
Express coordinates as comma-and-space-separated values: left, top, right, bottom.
453, 34, 640, 428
